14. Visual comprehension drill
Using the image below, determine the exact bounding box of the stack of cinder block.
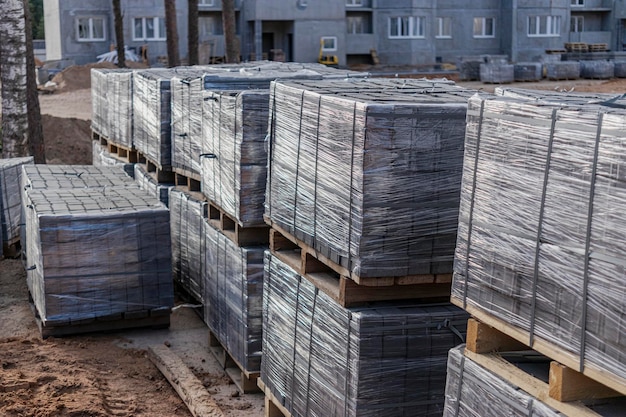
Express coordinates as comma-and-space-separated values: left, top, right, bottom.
20, 165, 173, 337
445, 91, 626, 415
261, 78, 472, 416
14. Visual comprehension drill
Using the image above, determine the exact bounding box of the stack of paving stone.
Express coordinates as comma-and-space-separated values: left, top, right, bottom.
0, 157, 34, 257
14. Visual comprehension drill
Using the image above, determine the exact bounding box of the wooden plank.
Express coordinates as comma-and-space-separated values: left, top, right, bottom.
208, 331, 260, 394
464, 349, 603, 417
207, 201, 269, 246
549, 362, 622, 402
466, 318, 528, 354
258, 379, 291, 417
452, 297, 626, 397
148, 344, 225, 417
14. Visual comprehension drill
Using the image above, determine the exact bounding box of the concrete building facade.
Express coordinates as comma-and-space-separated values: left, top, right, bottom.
44, 0, 626, 66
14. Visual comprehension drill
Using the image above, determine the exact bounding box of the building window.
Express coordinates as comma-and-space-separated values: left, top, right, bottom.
76, 17, 106, 41
321, 36, 337, 51
133, 17, 166, 41
347, 16, 364, 34
571, 0, 584, 6
571, 16, 584, 32
436, 17, 452, 39
389, 16, 425, 39
199, 0, 215, 5
346, 0, 363, 6
473, 17, 495, 38
528, 15, 561, 37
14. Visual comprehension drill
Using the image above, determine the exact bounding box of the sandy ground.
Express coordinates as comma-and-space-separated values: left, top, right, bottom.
2, 71, 626, 417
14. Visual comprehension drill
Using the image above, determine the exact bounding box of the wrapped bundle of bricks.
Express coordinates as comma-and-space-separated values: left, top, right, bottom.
613, 61, 626, 78
203, 219, 264, 386
0, 157, 34, 257
513, 62, 543, 82
494, 86, 625, 106
169, 188, 207, 303
265, 78, 473, 280
457, 57, 483, 81
91, 68, 114, 139
91, 68, 134, 149
261, 252, 468, 417
21, 167, 172, 337
580, 60, 615, 79
452, 93, 626, 397
479, 63, 514, 84
544, 61, 580, 80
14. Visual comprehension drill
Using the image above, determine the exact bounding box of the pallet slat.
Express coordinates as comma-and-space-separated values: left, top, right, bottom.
208, 331, 260, 394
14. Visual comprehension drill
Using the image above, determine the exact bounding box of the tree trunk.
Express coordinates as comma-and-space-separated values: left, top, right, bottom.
164, 0, 180, 67
112, 0, 126, 68
222, 0, 239, 63
0, 0, 33, 159
187, 0, 198, 65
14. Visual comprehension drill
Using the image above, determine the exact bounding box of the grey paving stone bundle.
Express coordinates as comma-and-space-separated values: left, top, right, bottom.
134, 163, 173, 207
513, 62, 543, 81
23, 186, 173, 326
106, 69, 135, 148
0, 157, 34, 246
262, 251, 468, 417
169, 188, 207, 303
265, 78, 472, 279
479, 63, 514, 83
21, 164, 134, 192
544, 61, 580, 80
201, 90, 269, 226
452, 93, 626, 392
457, 57, 482, 81
203, 220, 264, 372
613, 61, 626, 78
494, 86, 623, 106
580, 60, 615, 79
91, 68, 114, 138
444, 346, 626, 417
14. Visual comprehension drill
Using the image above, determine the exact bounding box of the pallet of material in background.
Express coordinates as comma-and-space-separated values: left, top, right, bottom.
202, 218, 264, 393
444, 344, 625, 417
0, 157, 34, 258
23, 186, 173, 337
452, 92, 626, 397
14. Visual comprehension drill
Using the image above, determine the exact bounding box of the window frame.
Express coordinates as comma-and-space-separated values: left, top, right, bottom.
346, 0, 363, 6
527, 15, 561, 37
76, 16, 106, 42
321, 36, 337, 51
571, 0, 584, 6
199, 0, 215, 5
132, 17, 167, 41
473, 17, 495, 38
436, 16, 452, 39
570, 15, 584, 32
388, 16, 426, 39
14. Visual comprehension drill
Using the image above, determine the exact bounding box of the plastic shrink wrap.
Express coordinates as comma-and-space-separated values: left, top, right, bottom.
452, 93, 626, 394
513, 62, 543, 82
613, 61, 626, 78
107, 69, 135, 148
265, 78, 473, 279
479, 63, 514, 83
169, 188, 207, 303
203, 220, 265, 372
580, 60, 614, 80
0, 157, 34, 246
134, 163, 173, 207
262, 251, 468, 417
444, 346, 626, 417
91, 68, 113, 138
23, 186, 173, 326
544, 61, 580, 80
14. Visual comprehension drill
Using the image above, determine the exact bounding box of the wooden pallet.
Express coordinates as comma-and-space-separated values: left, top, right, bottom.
174, 170, 201, 193
589, 43, 608, 52
208, 201, 269, 247
565, 42, 589, 53
258, 379, 291, 417
136, 152, 175, 184
31, 302, 171, 338
2, 236, 21, 259
269, 226, 451, 307
456, 308, 626, 398
208, 331, 260, 394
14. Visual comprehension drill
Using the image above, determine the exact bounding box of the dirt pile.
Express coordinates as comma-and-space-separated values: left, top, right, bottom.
51, 61, 148, 93
42, 115, 92, 165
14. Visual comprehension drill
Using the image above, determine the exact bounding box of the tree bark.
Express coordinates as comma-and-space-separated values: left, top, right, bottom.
187, 0, 198, 65
221, 0, 239, 63
164, 0, 180, 67
0, 0, 32, 159
112, 0, 126, 68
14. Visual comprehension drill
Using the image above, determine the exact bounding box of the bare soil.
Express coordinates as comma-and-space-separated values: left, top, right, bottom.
2, 68, 625, 417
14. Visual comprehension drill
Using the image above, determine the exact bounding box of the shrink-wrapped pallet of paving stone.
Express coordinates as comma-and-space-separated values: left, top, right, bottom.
479, 63, 514, 83
261, 251, 468, 417
0, 157, 34, 253
544, 61, 580, 80
134, 163, 173, 207
580, 60, 615, 79
452, 92, 626, 395
265, 78, 473, 280
513, 62, 543, 81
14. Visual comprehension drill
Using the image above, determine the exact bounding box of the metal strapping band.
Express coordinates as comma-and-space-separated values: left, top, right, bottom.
291, 90, 307, 232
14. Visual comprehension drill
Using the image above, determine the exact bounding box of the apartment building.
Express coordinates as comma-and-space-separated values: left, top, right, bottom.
43, 0, 626, 66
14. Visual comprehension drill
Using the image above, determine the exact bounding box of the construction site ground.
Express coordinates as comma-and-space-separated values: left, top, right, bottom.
2, 65, 626, 416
